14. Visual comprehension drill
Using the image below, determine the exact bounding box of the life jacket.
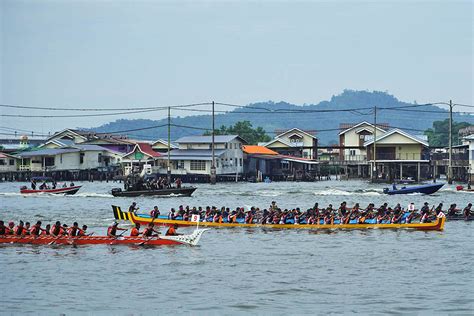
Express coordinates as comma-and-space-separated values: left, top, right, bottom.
165, 227, 176, 236
69, 227, 78, 237
0, 226, 6, 235
107, 226, 117, 236
14, 226, 24, 235
77, 230, 85, 237
143, 227, 153, 237
50, 225, 62, 236
130, 227, 139, 236
30, 225, 40, 236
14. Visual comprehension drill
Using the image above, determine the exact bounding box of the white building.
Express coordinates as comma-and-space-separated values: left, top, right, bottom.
466, 135, 474, 182
263, 128, 317, 159
17, 145, 122, 172
338, 122, 387, 162
0, 153, 19, 172
155, 135, 246, 176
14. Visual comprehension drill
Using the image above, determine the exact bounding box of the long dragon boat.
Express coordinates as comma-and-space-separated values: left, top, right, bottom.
0, 229, 207, 246
112, 206, 446, 231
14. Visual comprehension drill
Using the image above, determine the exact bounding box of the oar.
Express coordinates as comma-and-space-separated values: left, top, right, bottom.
48, 234, 64, 245
109, 229, 128, 245
136, 216, 158, 246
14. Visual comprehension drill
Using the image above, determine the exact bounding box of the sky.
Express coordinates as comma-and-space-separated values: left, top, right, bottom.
0, 0, 472, 135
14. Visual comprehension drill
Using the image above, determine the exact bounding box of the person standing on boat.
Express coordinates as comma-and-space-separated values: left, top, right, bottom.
175, 178, 182, 189
107, 222, 127, 237
150, 206, 160, 218
128, 202, 139, 214
31, 179, 36, 190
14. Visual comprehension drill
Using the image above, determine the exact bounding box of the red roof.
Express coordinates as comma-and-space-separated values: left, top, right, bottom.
136, 143, 161, 158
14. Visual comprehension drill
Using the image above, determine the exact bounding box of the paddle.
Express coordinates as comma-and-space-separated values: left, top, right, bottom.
137, 216, 158, 246
109, 229, 128, 245
48, 234, 64, 245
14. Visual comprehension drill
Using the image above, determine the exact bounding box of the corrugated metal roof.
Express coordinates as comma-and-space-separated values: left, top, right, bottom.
169, 149, 226, 158
175, 135, 243, 144
18, 148, 80, 157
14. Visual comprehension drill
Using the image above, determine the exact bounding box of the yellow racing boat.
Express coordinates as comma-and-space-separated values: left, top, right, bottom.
112, 206, 445, 231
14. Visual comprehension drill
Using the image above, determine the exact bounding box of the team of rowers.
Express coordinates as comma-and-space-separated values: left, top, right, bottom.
0, 220, 180, 238
139, 201, 473, 225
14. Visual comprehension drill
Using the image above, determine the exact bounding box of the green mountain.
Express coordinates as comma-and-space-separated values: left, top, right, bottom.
90, 90, 474, 145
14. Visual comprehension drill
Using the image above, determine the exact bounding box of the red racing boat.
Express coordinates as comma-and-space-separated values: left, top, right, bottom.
0, 229, 207, 246
20, 186, 82, 195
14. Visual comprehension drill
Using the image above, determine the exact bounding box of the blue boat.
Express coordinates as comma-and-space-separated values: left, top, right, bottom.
383, 183, 444, 195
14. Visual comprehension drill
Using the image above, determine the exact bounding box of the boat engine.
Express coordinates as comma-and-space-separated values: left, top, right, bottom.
111, 188, 122, 195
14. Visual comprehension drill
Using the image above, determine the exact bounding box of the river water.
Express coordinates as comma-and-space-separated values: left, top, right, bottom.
1, 180, 473, 314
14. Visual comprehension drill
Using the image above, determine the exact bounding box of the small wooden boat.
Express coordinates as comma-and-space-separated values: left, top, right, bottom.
110, 187, 197, 197
0, 229, 207, 246
383, 183, 444, 195
20, 186, 82, 195
112, 206, 445, 231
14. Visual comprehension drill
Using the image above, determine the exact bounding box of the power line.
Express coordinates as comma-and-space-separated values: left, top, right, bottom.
0, 102, 211, 112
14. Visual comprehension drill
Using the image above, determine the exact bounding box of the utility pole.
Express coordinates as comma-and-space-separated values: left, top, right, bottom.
372, 106, 377, 182
167, 106, 171, 184
210, 101, 216, 184
448, 100, 453, 184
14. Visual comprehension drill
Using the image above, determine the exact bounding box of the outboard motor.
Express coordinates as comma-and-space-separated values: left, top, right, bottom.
111, 188, 122, 196
383, 188, 389, 194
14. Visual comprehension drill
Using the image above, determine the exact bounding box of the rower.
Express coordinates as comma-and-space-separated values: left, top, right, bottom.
165, 224, 180, 236
24, 222, 31, 235
107, 222, 127, 237
44, 224, 51, 235
435, 203, 443, 216
420, 202, 431, 223
50, 221, 63, 236
68, 222, 83, 237
0, 221, 6, 235
463, 203, 472, 218
150, 206, 160, 218
14, 221, 26, 236
130, 223, 141, 237
30, 221, 47, 236
447, 204, 458, 216
128, 202, 139, 214
77, 225, 88, 236
7, 221, 14, 235
142, 223, 160, 237
168, 208, 176, 220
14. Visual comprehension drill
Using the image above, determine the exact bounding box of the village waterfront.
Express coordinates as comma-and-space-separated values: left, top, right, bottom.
1, 180, 473, 314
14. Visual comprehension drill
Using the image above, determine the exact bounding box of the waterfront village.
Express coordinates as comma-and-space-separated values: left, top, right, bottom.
0, 122, 473, 183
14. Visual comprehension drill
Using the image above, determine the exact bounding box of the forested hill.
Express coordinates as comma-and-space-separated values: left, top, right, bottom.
90, 90, 474, 145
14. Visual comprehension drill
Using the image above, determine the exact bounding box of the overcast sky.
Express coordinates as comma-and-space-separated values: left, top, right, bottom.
0, 0, 472, 135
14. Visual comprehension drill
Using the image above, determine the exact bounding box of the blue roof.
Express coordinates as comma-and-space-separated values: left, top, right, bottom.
175, 135, 245, 144
168, 149, 226, 161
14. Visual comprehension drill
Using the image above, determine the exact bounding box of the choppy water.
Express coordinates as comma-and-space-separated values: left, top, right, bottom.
1, 180, 473, 314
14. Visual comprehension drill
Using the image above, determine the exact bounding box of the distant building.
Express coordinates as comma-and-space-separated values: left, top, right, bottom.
121, 143, 162, 176
338, 122, 387, 162
0, 135, 47, 153
465, 135, 474, 182
151, 139, 178, 153
0, 153, 19, 172
364, 129, 430, 181
264, 128, 318, 159
153, 135, 246, 177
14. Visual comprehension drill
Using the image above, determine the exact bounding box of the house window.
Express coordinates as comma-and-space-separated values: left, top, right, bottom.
98, 153, 102, 163
225, 143, 228, 149
190, 160, 206, 171
44, 157, 55, 167
350, 150, 356, 156
216, 159, 219, 168
9, 159, 14, 166
178, 160, 184, 169
234, 158, 237, 166
80, 153, 85, 164
239, 158, 242, 166
239, 143, 242, 149
0, 159, 5, 165
60, 154, 63, 163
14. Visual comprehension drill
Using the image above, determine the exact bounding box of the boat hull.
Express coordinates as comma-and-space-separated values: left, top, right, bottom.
20, 186, 82, 195
112, 206, 445, 231
383, 183, 444, 195
0, 235, 182, 246
111, 187, 196, 197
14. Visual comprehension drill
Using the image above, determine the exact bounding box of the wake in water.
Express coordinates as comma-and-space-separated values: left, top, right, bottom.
314, 189, 382, 196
